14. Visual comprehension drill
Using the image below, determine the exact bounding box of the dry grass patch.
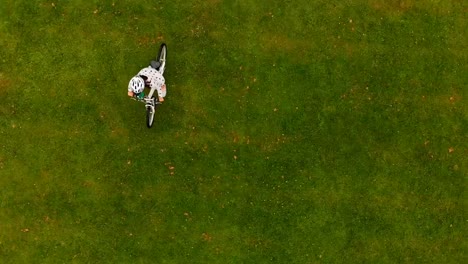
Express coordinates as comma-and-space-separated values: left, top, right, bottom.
0, 73, 12, 95
260, 34, 314, 63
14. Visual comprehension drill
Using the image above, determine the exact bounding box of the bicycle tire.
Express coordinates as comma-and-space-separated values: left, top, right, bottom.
146, 106, 155, 128
156, 43, 167, 74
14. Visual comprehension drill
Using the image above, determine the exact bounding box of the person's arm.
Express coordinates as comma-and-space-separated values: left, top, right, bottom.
158, 84, 166, 102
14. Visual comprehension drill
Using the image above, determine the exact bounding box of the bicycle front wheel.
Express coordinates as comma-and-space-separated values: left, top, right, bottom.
156, 43, 167, 74
146, 106, 155, 128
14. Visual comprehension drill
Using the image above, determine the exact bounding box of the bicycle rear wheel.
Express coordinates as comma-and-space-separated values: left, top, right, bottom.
156, 43, 167, 74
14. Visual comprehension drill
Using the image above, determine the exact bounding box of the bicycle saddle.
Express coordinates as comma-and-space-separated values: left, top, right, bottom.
150, 60, 161, 69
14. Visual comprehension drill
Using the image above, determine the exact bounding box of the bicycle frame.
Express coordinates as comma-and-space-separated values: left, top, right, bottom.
146, 85, 158, 101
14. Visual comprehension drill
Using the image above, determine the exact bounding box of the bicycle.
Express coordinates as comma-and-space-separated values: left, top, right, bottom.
134, 43, 167, 128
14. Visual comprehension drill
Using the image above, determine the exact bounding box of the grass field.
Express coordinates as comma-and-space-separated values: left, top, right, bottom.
0, 0, 467, 263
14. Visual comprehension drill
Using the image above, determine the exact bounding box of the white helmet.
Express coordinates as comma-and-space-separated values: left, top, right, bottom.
128, 76, 145, 93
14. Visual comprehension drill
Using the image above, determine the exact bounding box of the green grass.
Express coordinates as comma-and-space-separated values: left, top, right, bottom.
0, 0, 467, 263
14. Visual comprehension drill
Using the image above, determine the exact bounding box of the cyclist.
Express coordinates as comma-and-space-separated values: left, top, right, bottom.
128, 65, 166, 102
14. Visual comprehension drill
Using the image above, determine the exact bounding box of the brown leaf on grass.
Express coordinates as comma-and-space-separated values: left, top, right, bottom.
21, 228, 30, 233
448, 147, 454, 153
165, 163, 175, 175
201, 233, 212, 242
183, 212, 192, 221
449, 94, 461, 104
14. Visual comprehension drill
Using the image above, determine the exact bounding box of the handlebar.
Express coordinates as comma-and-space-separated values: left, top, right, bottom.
131, 96, 162, 105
